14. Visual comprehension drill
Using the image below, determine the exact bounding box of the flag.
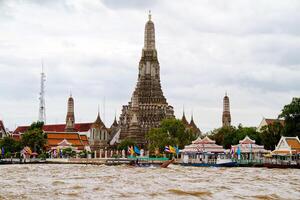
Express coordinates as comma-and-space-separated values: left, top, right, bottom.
134, 146, 140, 155
164, 146, 170, 153
250, 143, 252, 160
175, 146, 179, 155
128, 146, 134, 155
169, 146, 176, 154
230, 146, 234, 156
1, 147, 4, 157
237, 146, 241, 160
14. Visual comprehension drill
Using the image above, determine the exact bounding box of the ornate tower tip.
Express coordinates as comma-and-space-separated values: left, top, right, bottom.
148, 10, 151, 20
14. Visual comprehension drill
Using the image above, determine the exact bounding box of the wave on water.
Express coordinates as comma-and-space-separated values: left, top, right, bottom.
167, 189, 212, 197
251, 194, 281, 200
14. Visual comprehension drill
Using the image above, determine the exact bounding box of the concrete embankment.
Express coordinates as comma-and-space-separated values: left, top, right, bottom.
46, 158, 171, 165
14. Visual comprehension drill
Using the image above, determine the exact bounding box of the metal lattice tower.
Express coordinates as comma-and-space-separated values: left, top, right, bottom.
38, 62, 46, 123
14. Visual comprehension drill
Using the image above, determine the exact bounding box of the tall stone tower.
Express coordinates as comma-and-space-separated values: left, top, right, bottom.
222, 92, 231, 127
65, 94, 76, 132
118, 12, 174, 145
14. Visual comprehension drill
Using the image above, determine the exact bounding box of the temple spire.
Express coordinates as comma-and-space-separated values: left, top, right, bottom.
144, 11, 155, 50
148, 10, 151, 21
222, 93, 231, 127
65, 94, 75, 132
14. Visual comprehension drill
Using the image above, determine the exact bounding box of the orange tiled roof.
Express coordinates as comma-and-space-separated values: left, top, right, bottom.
46, 132, 85, 150
286, 138, 300, 150
80, 135, 89, 145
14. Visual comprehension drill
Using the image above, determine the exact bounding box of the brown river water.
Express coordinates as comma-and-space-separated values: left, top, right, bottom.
0, 164, 299, 200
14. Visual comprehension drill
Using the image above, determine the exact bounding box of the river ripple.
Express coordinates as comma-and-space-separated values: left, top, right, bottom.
0, 164, 299, 200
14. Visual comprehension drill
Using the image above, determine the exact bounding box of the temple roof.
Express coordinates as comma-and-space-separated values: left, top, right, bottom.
46, 132, 87, 150
239, 136, 255, 144
111, 115, 118, 127
182, 136, 224, 153
91, 113, 106, 129
14, 123, 93, 134
272, 136, 300, 155
181, 112, 189, 126
264, 118, 285, 126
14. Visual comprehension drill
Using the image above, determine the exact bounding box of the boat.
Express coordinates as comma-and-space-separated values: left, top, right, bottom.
160, 159, 175, 168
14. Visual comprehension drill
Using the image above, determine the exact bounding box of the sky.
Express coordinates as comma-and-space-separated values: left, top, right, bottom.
0, 0, 299, 132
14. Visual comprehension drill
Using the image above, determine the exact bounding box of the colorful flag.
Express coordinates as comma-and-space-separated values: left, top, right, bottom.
134, 146, 140, 155
169, 145, 176, 154
128, 146, 134, 155
175, 146, 179, 155
237, 146, 241, 160
164, 146, 170, 152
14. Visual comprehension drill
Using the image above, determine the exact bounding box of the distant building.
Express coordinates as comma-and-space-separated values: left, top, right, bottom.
257, 117, 285, 132
181, 111, 201, 138
222, 93, 231, 127
89, 112, 110, 151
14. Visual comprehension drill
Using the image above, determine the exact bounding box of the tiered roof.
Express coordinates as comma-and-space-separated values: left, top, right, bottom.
272, 136, 300, 155
46, 132, 86, 150
232, 136, 269, 153
182, 136, 224, 153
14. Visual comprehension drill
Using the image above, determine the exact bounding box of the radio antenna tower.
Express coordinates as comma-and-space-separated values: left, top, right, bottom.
38, 61, 46, 123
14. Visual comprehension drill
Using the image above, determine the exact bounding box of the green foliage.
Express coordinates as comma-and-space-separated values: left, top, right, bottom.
146, 118, 196, 153
118, 138, 136, 150
259, 122, 283, 150
79, 150, 90, 158
279, 97, 300, 137
209, 124, 259, 149
62, 147, 76, 158
5, 152, 12, 158
0, 136, 22, 155
21, 122, 46, 154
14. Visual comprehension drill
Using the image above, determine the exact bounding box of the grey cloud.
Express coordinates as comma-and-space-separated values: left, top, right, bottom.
101, 0, 157, 10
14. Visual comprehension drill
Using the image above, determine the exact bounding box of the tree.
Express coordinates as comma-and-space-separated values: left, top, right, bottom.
209, 126, 236, 149
21, 122, 46, 154
118, 138, 136, 151
146, 119, 196, 153
279, 97, 300, 137
209, 125, 259, 149
259, 121, 283, 150
0, 136, 22, 156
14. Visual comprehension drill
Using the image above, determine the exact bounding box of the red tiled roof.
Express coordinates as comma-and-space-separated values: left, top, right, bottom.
14, 123, 93, 134
265, 119, 285, 126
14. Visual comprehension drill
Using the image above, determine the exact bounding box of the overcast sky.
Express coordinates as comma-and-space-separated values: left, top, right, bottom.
0, 0, 299, 132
